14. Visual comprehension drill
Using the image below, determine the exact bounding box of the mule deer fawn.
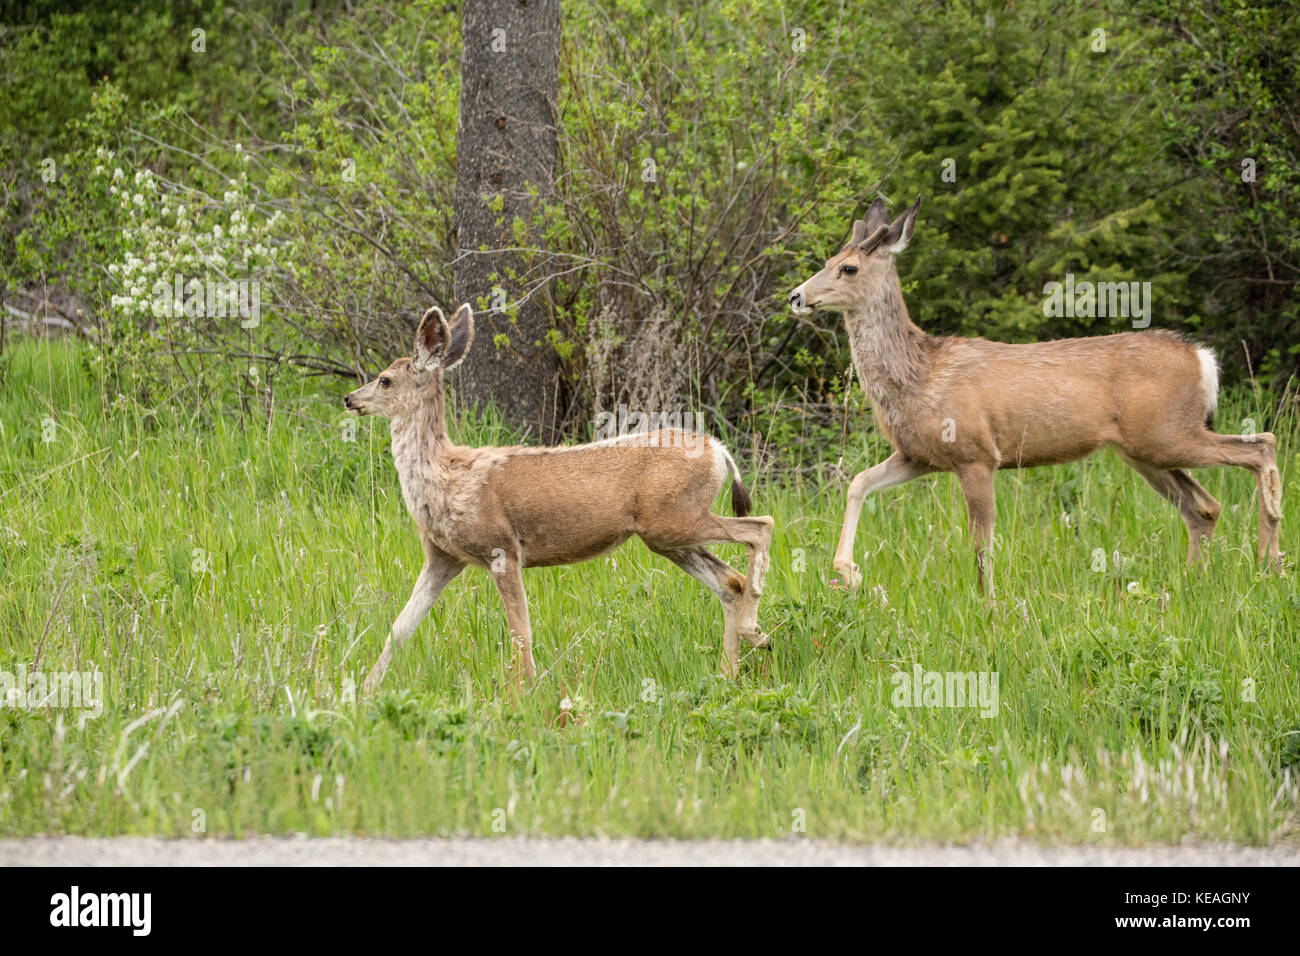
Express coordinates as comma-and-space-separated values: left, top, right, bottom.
789, 195, 1283, 594
345, 303, 773, 689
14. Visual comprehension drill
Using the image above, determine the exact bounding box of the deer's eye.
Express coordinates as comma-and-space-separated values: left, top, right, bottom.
379, 377, 392, 389
841, 264, 859, 276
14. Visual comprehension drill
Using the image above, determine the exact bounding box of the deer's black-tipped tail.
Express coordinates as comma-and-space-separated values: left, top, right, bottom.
731, 476, 752, 517
715, 441, 751, 516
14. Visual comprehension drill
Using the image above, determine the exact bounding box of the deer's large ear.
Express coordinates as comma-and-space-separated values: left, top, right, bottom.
863, 196, 889, 234
442, 304, 474, 370
413, 306, 451, 371
857, 224, 890, 255
885, 195, 922, 254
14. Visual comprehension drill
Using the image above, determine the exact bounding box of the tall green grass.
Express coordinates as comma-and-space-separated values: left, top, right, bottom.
1, 338, 1297, 842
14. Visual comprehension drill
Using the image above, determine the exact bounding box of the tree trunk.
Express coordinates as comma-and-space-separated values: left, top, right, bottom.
453, 0, 562, 443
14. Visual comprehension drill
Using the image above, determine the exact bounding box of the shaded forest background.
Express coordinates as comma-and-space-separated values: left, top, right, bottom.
2, 0, 1297, 460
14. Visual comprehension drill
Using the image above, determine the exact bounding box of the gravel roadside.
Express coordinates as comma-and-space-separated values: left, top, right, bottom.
2, 837, 1296, 866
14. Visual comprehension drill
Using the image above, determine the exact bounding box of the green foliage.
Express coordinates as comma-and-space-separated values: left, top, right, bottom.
1281, 726, 1300, 771
0, 1, 276, 290
6, 0, 1299, 451
539, 0, 860, 427
2, 6, 1298, 844
373, 693, 474, 749
1, 339, 1297, 841
687, 678, 829, 753
0, 2, 222, 159
1135, 0, 1300, 381
264, 1, 463, 366
9, 82, 134, 306
1097, 649, 1227, 733
855, 4, 1186, 343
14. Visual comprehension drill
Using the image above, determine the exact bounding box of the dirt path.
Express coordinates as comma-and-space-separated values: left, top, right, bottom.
2, 837, 1295, 866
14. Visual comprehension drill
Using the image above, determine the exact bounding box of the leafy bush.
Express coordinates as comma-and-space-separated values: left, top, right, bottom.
1281, 726, 1300, 771
1099, 659, 1226, 733
5, 0, 1299, 462
1135, 0, 1300, 380
687, 677, 827, 752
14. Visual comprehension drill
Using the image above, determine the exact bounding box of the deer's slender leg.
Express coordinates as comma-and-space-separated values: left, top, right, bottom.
648, 545, 747, 677
713, 516, 772, 644
490, 553, 536, 681
1135, 431, 1283, 570
1205, 432, 1283, 570
1122, 458, 1221, 563
955, 463, 996, 596
363, 547, 463, 694
833, 453, 934, 589
642, 514, 773, 677
1256, 441, 1284, 570
684, 514, 773, 648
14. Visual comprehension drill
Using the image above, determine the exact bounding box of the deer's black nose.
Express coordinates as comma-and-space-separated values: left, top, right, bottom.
789, 290, 805, 309
344, 394, 354, 408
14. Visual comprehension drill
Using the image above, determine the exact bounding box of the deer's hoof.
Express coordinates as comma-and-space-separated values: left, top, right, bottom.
831, 563, 862, 591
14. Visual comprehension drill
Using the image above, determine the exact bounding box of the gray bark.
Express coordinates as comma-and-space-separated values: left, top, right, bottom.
453, 0, 562, 443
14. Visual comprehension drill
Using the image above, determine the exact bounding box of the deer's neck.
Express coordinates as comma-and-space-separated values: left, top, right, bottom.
844, 275, 931, 413
389, 392, 449, 526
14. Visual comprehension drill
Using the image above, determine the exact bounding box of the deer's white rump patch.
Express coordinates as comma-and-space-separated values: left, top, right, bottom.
1196, 346, 1219, 417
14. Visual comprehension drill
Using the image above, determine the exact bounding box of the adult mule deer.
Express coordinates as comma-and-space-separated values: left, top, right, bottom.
345, 303, 773, 690
788, 195, 1283, 594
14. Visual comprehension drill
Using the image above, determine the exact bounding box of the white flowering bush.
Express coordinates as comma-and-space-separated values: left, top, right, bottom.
94, 143, 281, 409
